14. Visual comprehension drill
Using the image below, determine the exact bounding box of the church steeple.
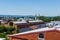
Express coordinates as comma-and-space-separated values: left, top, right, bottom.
35, 14, 37, 20
38, 13, 40, 17
35, 13, 41, 20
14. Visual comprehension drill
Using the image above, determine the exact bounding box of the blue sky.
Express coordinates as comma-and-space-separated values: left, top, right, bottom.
0, 0, 59, 16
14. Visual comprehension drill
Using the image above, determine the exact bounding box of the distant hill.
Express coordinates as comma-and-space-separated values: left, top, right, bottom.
0, 15, 35, 18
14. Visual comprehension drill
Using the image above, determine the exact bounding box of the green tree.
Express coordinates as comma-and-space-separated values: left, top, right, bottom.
6, 26, 15, 34
0, 26, 6, 33
38, 16, 51, 22
53, 16, 60, 21
0, 33, 6, 38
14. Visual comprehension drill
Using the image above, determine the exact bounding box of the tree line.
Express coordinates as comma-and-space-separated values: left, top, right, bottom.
37, 16, 60, 22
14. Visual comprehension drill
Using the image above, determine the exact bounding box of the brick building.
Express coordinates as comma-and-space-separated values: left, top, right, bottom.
9, 25, 60, 40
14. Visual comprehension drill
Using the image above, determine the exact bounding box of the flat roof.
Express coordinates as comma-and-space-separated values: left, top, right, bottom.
29, 20, 43, 23
14, 22, 45, 27
13, 21, 27, 24
13, 20, 43, 24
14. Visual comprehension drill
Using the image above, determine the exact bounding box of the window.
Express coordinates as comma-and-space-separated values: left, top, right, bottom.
39, 33, 44, 38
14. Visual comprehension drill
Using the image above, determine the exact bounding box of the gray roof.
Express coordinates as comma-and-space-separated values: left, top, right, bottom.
19, 28, 33, 32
